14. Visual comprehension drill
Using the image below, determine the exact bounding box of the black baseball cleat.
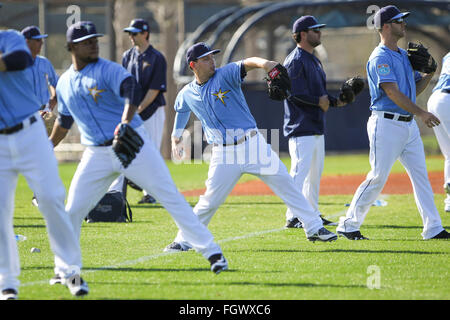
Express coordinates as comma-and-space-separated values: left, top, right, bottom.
163, 241, 191, 252
138, 194, 157, 204
321, 216, 338, 226
337, 230, 369, 240
0, 288, 18, 300
307, 227, 338, 242
66, 276, 89, 297
285, 217, 303, 228
31, 195, 38, 207
429, 230, 450, 239
49, 274, 62, 285
209, 254, 228, 274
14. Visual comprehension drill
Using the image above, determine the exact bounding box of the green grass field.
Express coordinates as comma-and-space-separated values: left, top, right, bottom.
12, 154, 450, 300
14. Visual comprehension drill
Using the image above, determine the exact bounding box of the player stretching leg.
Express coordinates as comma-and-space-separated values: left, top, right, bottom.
0, 21, 87, 299
165, 42, 337, 253
49, 22, 228, 276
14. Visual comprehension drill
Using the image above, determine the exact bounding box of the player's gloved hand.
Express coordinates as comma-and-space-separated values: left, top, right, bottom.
171, 136, 184, 161
407, 42, 437, 74
338, 76, 365, 104
112, 123, 144, 168
265, 63, 291, 101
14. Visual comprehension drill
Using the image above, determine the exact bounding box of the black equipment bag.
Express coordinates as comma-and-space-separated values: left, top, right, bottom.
86, 191, 132, 223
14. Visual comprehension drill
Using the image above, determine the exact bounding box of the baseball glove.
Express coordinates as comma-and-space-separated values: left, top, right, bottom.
339, 76, 365, 104
407, 42, 437, 74
112, 123, 144, 168
265, 63, 291, 101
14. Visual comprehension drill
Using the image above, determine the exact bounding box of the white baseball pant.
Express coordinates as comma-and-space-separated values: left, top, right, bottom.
65, 125, 222, 259
109, 107, 165, 194
336, 111, 444, 239
0, 114, 82, 291
427, 90, 450, 211
286, 135, 325, 220
173, 131, 324, 247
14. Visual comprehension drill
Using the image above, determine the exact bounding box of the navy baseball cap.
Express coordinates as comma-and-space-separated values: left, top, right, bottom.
292, 15, 326, 33
21, 26, 48, 40
186, 42, 220, 63
374, 5, 410, 28
123, 19, 150, 33
66, 21, 104, 43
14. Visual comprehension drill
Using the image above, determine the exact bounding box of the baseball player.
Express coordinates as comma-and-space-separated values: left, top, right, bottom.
336, 5, 449, 240
21, 25, 59, 207
0, 23, 87, 299
282, 15, 351, 229
49, 21, 228, 275
165, 42, 337, 253
427, 52, 450, 212
109, 19, 167, 205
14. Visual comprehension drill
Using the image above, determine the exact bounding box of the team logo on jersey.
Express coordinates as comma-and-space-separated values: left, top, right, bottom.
377, 64, 391, 76
142, 61, 151, 71
212, 88, 230, 105
88, 85, 105, 103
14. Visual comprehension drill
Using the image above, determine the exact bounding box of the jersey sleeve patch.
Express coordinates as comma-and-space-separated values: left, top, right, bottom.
377, 64, 391, 76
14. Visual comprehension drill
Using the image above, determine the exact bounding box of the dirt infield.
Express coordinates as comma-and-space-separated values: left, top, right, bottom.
182, 171, 445, 197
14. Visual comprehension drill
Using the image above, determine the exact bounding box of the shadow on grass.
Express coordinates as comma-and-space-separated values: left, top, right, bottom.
13, 225, 46, 228
90, 280, 366, 290
234, 248, 447, 255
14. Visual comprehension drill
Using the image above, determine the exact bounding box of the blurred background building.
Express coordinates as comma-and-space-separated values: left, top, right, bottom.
1, 0, 449, 160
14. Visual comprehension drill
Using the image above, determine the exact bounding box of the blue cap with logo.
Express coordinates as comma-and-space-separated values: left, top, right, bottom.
123, 19, 150, 33
292, 15, 326, 33
66, 21, 104, 43
186, 42, 220, 64
374, 5, 410, 28
21, 26, 48, 40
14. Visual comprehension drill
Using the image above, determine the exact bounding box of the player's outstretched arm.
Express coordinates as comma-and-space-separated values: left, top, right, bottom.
243, 57, 278, 73
381, 82, 440, 128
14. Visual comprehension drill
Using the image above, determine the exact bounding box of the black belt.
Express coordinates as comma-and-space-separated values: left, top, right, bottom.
0, 115, 37, 135
213, 130, 257, 147
442, 88, 450, 94
97, 138, 114, 146
383, 113, 413, 122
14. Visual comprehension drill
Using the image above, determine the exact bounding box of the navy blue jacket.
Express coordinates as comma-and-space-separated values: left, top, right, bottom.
283, 47, 335, 138
122, 45, 167, 120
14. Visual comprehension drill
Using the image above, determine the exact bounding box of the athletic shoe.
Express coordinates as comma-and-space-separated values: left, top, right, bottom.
31, 196, 38, 207
307, 227, 338, 242
138, 194, 157, 204
209, 254, 228, 274
0, 288, 18, 300
66, 276, 89, 297
163, 241, 191, 252
321, 216, 338, 226
49, 274, 62, 285
337, 230, 369, 240
285, 217, 303, 228
445, 206, 450, 213
429, 230, 450, 239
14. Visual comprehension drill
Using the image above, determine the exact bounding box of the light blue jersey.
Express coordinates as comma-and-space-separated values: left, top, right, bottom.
433, 52, 450, 92
30, 55, 59, 106
173, 61, 257, 145
0, 30, 40, 130
57, 58, 142, 146
367, 44, 422, 115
